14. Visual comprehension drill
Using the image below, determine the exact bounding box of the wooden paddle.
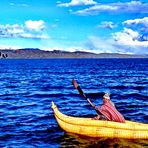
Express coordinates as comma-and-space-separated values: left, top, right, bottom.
72, 79, 97, 110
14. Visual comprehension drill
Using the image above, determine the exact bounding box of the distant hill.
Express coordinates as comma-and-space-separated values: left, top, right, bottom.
0, 48, 147, 59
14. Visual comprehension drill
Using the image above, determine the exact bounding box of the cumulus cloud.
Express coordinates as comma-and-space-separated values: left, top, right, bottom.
25, 20, 45, 31
112, 26, 148, 54
74, 1, 148, 15
114, 16, 148, 54
123, 17, 148, 42
113, 28, 139, 43
85, 17, 148, 55
113, 28, 147, 50
97, 21, 117, 29
0, 20, 49, 39
85, 35, 148, 55
57, 0, 97, 7
123, 17, 148, 26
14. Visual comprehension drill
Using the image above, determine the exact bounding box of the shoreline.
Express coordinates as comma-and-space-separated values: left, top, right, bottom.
0, 49, 148, 59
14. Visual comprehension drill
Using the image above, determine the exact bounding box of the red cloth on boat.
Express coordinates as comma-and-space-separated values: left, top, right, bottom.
97, 100, 125, 123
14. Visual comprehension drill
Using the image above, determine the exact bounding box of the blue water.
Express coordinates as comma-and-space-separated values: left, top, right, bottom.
0, 59, 147, 147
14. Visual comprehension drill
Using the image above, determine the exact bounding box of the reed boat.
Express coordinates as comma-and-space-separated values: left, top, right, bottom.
51, 101, 148, 139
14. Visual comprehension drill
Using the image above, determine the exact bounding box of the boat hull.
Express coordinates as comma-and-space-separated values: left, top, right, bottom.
52, 102, 148, 139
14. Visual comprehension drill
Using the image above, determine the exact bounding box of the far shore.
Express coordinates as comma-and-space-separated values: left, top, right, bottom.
0, 48, 148, 59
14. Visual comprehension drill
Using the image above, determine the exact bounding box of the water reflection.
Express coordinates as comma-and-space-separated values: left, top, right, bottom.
59, 133, 148, 148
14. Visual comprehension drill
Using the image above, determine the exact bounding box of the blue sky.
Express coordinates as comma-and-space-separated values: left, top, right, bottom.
0, 0, 148, 54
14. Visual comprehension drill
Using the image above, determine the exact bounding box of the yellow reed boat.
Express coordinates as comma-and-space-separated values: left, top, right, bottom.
51, 101, 148, 139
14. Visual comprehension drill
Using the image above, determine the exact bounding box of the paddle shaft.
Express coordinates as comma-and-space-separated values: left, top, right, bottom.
72, 80, 96, 110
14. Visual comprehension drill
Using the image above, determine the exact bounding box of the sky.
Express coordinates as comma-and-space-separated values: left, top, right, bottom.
0, 0, 148, 54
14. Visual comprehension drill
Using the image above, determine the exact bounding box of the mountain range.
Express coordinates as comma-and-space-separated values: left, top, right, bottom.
0, 48, 147, 59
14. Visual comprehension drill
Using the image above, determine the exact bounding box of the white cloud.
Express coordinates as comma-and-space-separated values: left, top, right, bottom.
0, 24, 24, 38
97, 21, 117, 29
123, 17, 148, 42
9, 2, 29, 7
0, 20, 49, 39
0, 45, 22, 50
113, 28, 139, 44
124, 17, 148, 26
85, 16, 148, 55
85, 36, 116, 53
83, 16, 148, 55
85, 34, 148, 55
112, 27, 148, 52
25, 20, 45, 31
57, 0, 97, 7
76, 4, 117, 15
74, 1, 148, 15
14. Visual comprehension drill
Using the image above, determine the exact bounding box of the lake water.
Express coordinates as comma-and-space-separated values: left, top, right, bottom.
0, 59, 147, 147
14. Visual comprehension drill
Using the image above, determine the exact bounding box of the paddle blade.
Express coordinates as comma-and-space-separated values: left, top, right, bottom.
72, 79, 78, 88
72, 79, 96, 110
72, 79, 85, 97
